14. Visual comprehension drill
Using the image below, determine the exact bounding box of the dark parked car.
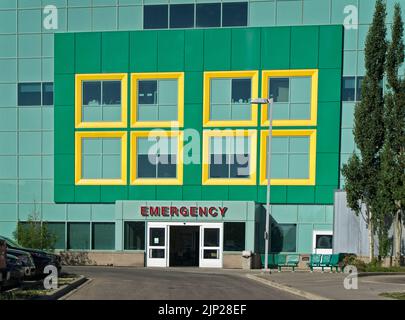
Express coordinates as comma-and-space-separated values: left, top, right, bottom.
1, 254, 25, 289
0, 236, 61, 277
7, 248, 36, 278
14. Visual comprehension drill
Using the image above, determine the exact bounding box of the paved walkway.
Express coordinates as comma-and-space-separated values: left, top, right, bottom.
252, 271, 405, 300
62, 266, 302, 300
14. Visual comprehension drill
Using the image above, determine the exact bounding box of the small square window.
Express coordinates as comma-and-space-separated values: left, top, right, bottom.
18, 83, 41, 106
144, 5, 168, 29
196, 3, 221, 28
222, 2, 248, 27
270, 78, 289, 103
170, 4, 194, 28
138, 80, 157, 105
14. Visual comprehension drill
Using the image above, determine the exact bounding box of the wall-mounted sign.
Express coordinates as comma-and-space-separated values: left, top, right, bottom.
140, 206, 228, 218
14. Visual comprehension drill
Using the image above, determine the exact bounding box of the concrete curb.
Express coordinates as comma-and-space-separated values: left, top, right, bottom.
246, 274, 331, 300
35, 275, 88, 300
358, 272, 405, 277
58, 277, 93, 300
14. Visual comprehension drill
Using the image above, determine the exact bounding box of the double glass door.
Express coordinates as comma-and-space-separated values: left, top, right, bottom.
146, 222, 223, 268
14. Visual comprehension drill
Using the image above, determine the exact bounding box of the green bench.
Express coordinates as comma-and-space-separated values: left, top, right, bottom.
276, 254, 300, 272
260, 253, 278, 269
308, 254, 341, 272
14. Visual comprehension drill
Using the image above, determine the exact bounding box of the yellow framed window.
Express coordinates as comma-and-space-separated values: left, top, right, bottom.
261, 70, 318, 127
75, 73, 128, 128
202, 130, 257, 185
203, 71, 259, 127
260, 130, 317, 186
75, 131, 127, 185
130, 131, 183, 185
131, 72, 184, 128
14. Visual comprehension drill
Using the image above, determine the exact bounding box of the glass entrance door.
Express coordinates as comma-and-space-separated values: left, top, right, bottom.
200, 223, 223, 268
147, 223, 167, 267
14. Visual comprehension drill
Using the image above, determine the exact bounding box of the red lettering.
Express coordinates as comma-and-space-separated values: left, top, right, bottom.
161, 206, 169, 217
150, 206, 160, 216
208, 207, 218, 217
141, 206, 149, 217
180, 206, 189, 216
170, 206, 179, 217
219, 207, 228, 217
198, 207, 208, 217
190, 206, 197, 217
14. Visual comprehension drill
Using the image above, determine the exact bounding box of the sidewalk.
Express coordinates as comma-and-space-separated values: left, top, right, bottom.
248, 271, 405, 300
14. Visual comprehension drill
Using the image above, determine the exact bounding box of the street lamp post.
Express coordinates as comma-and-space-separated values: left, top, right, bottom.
251, 97, 274, 273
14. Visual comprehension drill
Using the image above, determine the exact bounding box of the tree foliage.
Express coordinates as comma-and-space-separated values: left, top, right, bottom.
377, 3, 405, 259
342, 0, 387, 259
13, 209, 56, 251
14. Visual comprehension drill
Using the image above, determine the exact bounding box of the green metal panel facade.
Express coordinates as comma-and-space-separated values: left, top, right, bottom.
54, 26, 343, 205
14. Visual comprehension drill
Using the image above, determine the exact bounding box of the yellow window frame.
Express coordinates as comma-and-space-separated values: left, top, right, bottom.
75, 131, 127, 185
131, 72, 184, 128
259, 129, 317, 186
203, 71, 259, 127
75, 73, 128, 128
202, 129, 257, 185
261, 69, 318, 127
130, 130, 184, 185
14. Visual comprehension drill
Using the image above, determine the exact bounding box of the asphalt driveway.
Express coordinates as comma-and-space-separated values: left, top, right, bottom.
62, 266, 303, 300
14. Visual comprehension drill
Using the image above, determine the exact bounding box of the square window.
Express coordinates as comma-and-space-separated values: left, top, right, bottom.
203, 130, 257, 185
204, 71, 258, 126
131, 72, 184, 127
76, 74, 128, 128
222, 2, 248, 27
144, 5, 168, 29
170, 4, 194, 28
196, 3, 221, 28
131, 131, 183, 185
260, 130, 316, 185
75, 132, 127, 185
262, 70, 318, 126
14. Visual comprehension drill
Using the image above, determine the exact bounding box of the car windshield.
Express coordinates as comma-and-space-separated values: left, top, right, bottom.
0, 236, 23, 249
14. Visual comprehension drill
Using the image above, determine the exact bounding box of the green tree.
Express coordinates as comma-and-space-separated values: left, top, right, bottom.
13, 205, 56, 251
378, 3, 405, 265
342, 0, 387, 261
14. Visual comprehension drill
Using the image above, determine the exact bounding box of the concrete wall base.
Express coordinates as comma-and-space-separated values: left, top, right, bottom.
60, 251, 145, 267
